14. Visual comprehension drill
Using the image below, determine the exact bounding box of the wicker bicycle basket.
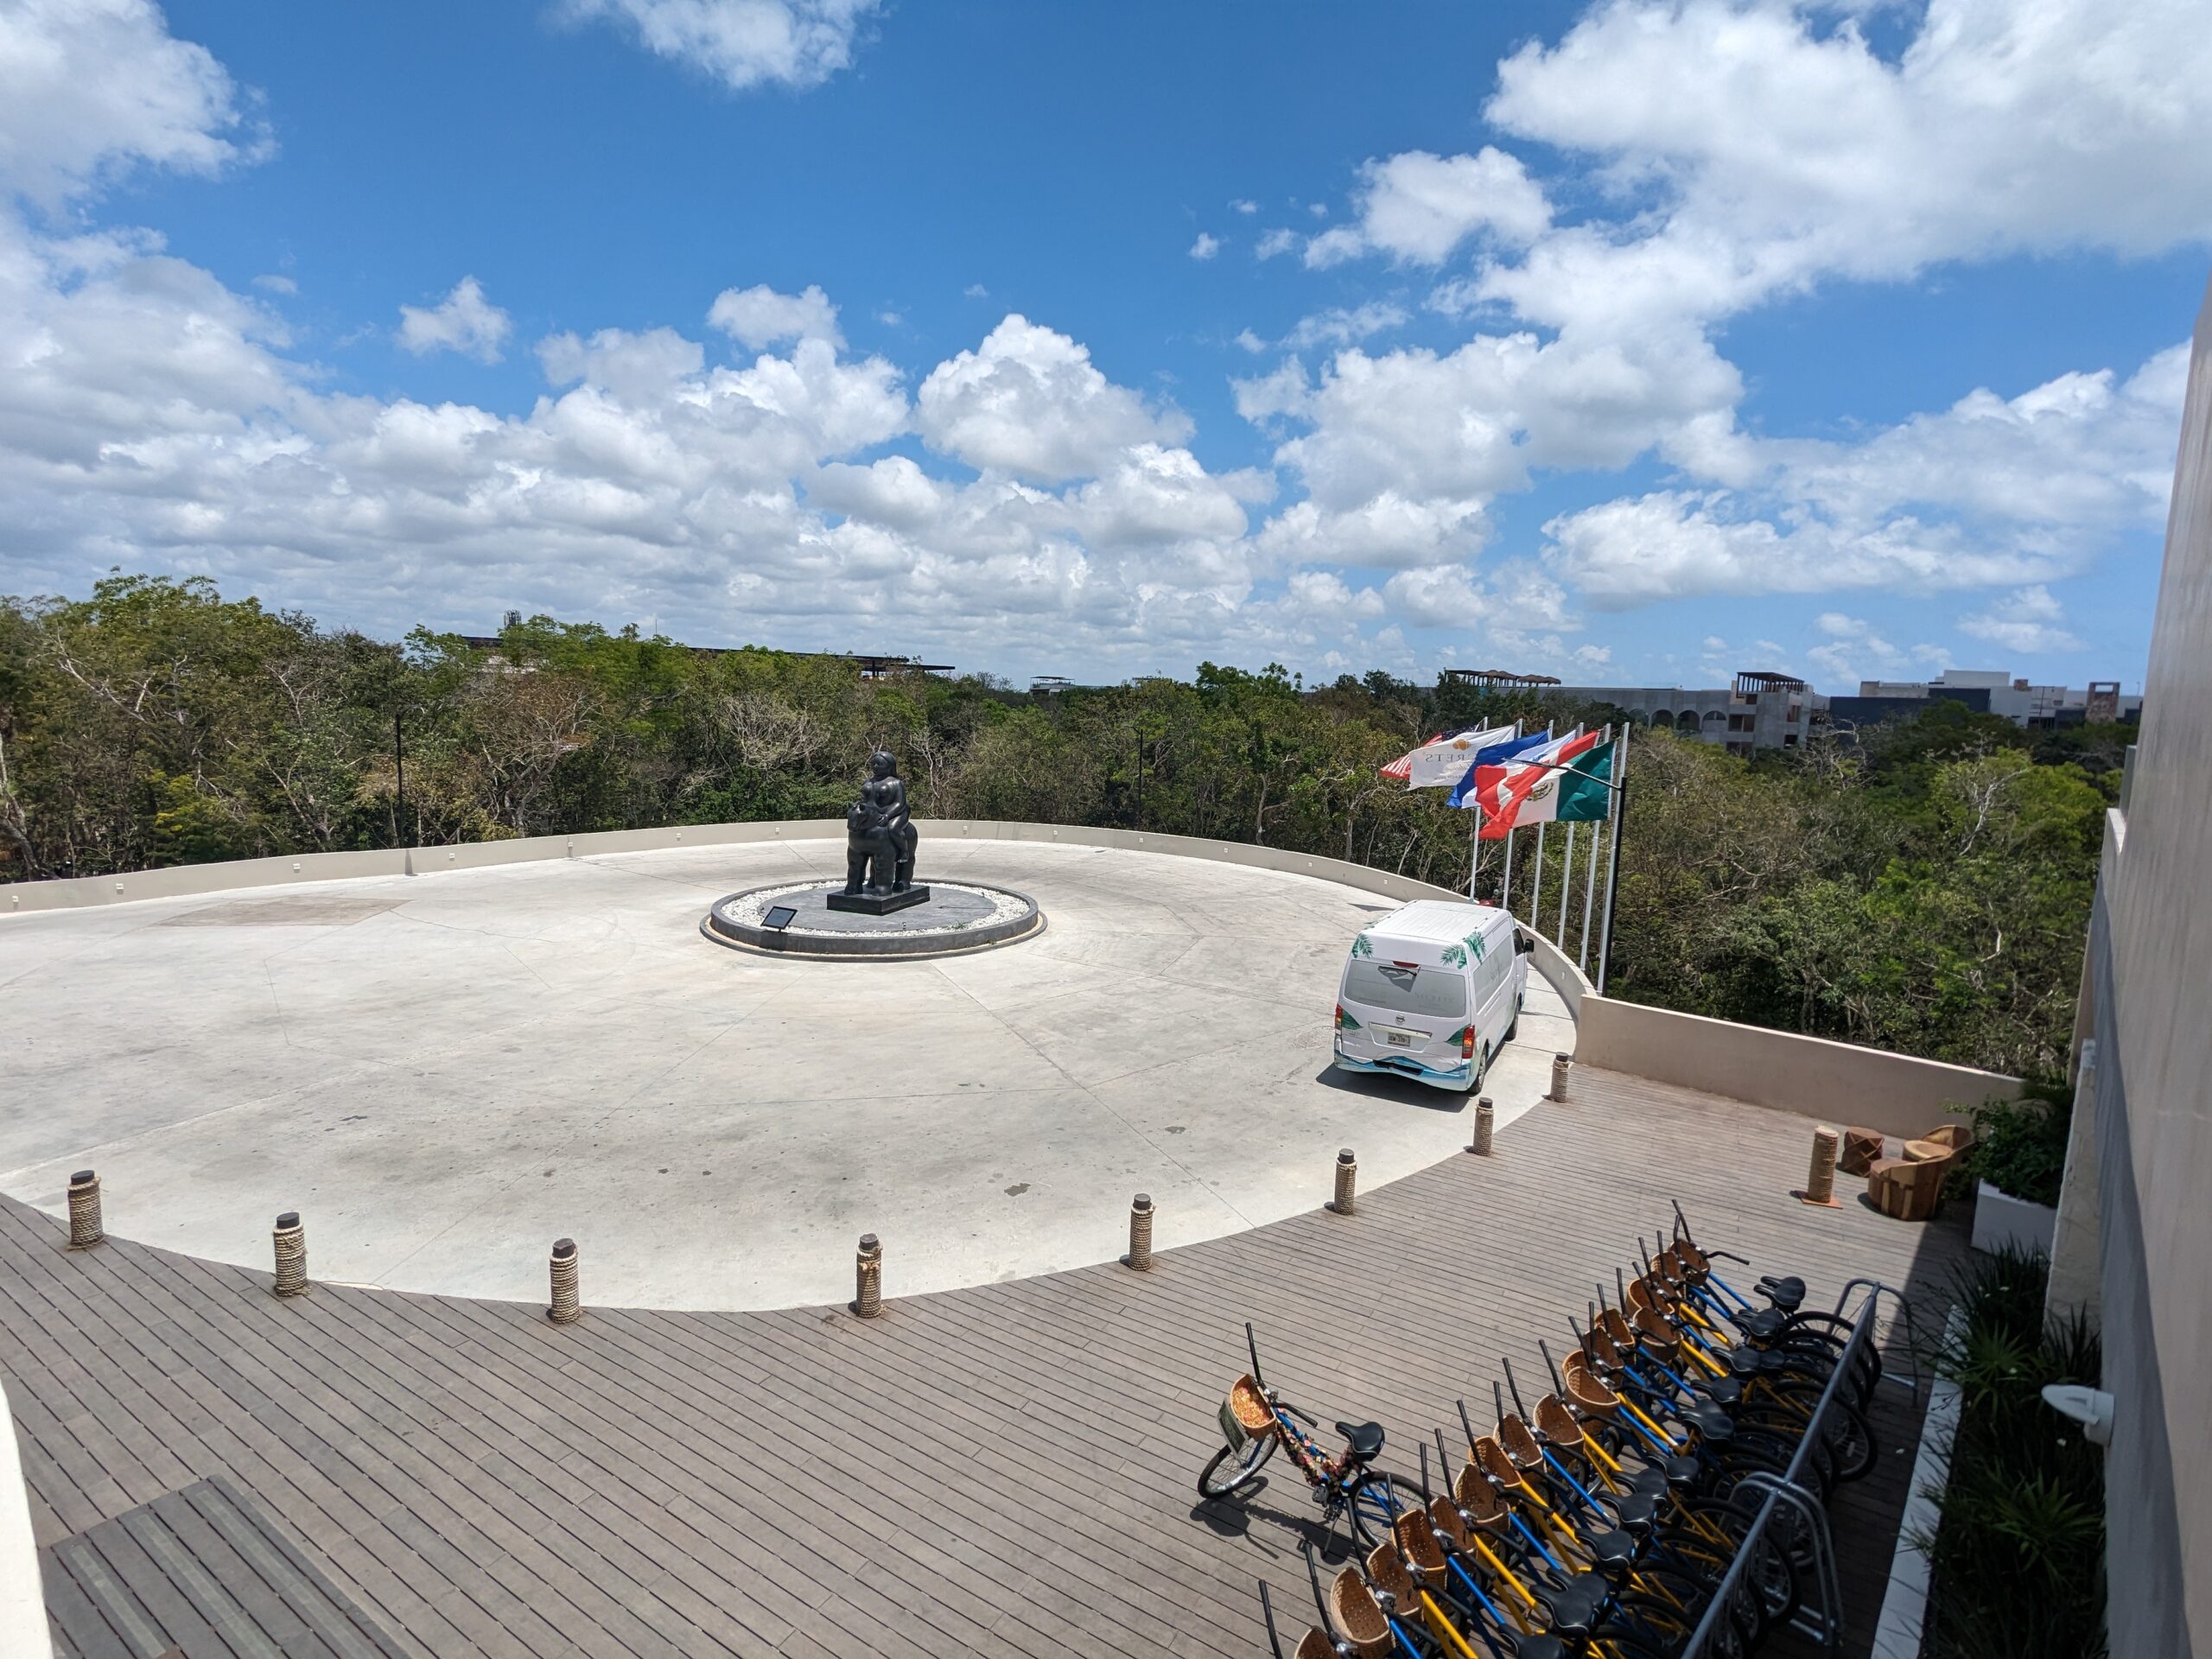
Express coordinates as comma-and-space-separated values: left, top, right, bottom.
1226, 1375, 1277, 1440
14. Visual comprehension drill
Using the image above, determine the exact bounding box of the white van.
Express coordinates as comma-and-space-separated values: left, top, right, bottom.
1332, 901, 1533, 1092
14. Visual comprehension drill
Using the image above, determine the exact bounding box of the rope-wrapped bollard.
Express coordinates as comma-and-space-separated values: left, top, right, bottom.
1550, 1052, 1573, 1103
548, 1237, 581, 1324
271, 1211, 309, 1297
1126, 1194, 1154, 1271
1331, 1148, 1357, 1216
854, 1233, 882, 1319
1471, 1098, 1496, 1156
1799, 1128, 1841, 1207
67, 1170, 103, 1249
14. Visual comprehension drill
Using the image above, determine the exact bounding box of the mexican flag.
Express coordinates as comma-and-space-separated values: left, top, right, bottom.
1529, 738, 1616, 826
1473, 728, 1605, 838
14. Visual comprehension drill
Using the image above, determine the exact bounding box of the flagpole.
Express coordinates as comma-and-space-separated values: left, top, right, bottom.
1597, 726, 1631, 995
1468, 718, 1518, 905
1531, 822, 1547, 935
1578, 728, 1610, 971
1580, 810, 1601, 971
1503, 819, 1516, 918
1557, 820, 1574, 941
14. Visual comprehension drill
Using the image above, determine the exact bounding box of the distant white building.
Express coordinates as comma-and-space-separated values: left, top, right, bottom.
1840, 670, 2139, 729
1546, 671, 1821, 756
1546, 665, 2139, 753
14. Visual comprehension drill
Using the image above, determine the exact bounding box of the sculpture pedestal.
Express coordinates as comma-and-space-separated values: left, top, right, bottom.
825, 885, 931, 916
709, 880, 1037, 958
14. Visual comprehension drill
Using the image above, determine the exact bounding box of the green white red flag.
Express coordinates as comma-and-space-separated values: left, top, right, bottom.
1472, 728, 1604, 838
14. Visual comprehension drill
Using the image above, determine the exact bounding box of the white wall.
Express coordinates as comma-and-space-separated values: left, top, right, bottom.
2097, 270, 2212, 1659
1574, 997, 2010, 1141
0, 1383, 54, 1659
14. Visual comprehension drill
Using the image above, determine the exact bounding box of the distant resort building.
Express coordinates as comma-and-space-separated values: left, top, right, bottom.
1548, 670, 1821, 755
1830, 668, 2139, 731
1550, 666, 2139, 754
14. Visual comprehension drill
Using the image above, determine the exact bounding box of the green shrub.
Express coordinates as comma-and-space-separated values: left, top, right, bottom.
1959, 1086, 2071, 1206
1916, 1247, 2106, 1659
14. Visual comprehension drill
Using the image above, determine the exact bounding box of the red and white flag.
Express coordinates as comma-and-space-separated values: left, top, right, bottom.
1471, 728, 1603, 838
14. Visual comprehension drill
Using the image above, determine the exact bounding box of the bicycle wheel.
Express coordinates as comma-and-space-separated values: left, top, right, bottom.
1777, 1313, 1882, 1403
1815, 1396, 1878, 1483
1343, 1469, 1426, 1550
1586, 1613, 1689, 1659
1665, 1497, 1800, 1630
1197, 1430, 1277, 1499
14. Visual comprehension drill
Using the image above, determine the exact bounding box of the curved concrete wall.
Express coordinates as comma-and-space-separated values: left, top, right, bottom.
1573, 997, 2013, 1140
2, 814, 2020, 1135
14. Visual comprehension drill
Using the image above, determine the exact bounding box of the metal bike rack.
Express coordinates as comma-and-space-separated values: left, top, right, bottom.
1676, 1279, 1892, 1658
1735, 1471, 1843, 1649
1832, 1275, 1923, 1407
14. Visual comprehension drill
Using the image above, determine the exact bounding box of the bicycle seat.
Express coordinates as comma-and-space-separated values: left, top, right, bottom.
1758, 1274, 1806, 1313
1684, 1402, 1734, 1445
1516, 1640, 1568, 1659
1665, 1453, 1701, 1488
1612, 1490, 1658, 1535
1336, 1420, 1386, 1459
1744, 1309, 1786, 1343
1539, 1571, 1608, 1637
1587, 1527, 1637, 1577
1700, 1375, 1744, 1408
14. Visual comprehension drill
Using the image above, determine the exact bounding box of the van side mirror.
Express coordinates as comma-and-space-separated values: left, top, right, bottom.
1516, 934, 1535, 955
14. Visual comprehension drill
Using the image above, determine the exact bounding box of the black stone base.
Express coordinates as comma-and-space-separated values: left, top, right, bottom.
824, 885, 932, 916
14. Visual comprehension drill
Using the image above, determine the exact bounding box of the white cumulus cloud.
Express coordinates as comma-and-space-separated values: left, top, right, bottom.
561, 0, 879, 92
708, 282, 843, 350
1478, 0, 2212, 334
396, 276, 512, 364
1305, 148, 1551, 268
1958, 586, 2088, 654
0, 0, 253, 207
916, 315, 1192, 482
1539, 345, 2186, 609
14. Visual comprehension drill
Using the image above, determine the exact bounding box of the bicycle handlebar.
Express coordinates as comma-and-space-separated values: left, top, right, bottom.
1257, 1581, 1287, 1659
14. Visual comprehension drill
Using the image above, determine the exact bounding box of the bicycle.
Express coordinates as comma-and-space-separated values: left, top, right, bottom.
1201, 1323, 1414, 1549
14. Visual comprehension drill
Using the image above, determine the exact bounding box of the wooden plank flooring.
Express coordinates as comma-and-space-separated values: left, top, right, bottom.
1, 1067, 1969, 1659
43, 1474, 416, 1659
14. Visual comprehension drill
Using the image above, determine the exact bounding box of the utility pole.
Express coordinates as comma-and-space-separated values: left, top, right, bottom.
393, 711, 407, 849
1134, 721, 1143, 830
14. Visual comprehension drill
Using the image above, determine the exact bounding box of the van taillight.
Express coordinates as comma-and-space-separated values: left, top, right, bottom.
1336, 1004, 1360, 1033
1460, 1025, 1476, 1059
1335, 1003, 1344, 1030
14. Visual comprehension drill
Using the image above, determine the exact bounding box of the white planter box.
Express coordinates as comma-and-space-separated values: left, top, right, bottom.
1972, 1179, 2057, 1255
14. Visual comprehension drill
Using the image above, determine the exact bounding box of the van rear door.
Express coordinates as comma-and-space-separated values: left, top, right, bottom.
1341, 958, 1468, 1056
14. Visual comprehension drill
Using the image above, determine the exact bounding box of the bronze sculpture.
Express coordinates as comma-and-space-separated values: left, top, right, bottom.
830, 749, 928, 913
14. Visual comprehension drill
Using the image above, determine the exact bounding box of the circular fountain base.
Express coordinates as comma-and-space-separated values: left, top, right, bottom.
703, 879, 1042, 959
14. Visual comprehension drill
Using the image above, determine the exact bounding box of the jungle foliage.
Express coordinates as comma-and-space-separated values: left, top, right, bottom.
0, 575, 2120, 1077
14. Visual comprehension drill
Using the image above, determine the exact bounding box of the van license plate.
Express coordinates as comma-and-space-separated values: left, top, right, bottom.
1384, 1031, 1416, 1048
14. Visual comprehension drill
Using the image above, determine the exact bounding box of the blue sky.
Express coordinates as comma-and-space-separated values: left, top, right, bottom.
3, 0, 2208, 691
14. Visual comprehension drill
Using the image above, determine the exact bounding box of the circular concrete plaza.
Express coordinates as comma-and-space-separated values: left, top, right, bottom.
0, 836, 1573, 1309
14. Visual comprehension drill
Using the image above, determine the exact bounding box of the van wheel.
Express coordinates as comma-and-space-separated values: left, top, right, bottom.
1506, 1001, 1521, 1044
1470, 1044, 1489, 1091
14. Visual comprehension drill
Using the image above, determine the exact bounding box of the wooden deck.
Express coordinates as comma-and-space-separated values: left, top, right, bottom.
2, 1067, 1968, 1659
